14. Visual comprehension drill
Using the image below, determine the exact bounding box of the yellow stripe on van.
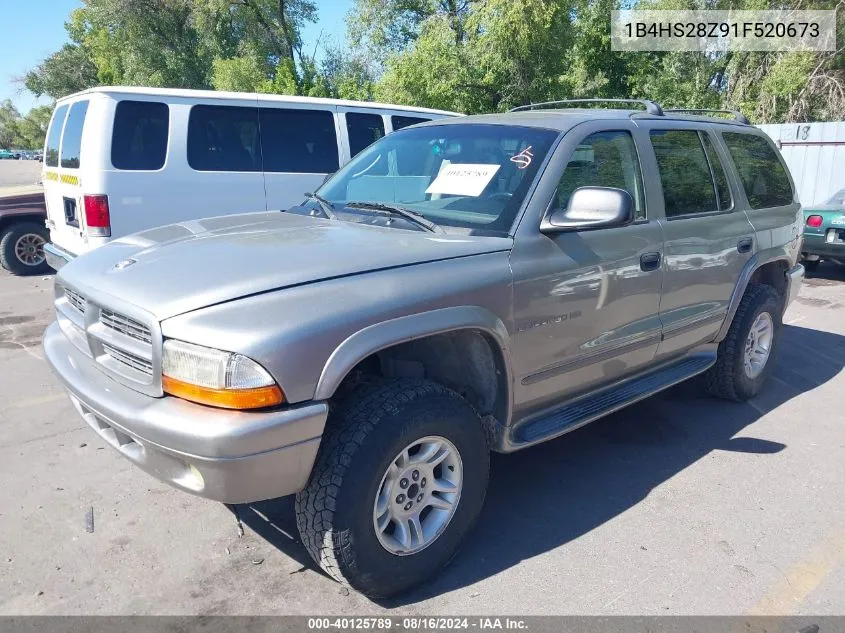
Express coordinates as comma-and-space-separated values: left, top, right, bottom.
43, 171, 58, 181
60, 174, 79, 186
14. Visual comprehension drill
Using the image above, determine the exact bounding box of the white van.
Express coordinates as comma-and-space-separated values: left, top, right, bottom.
42, 87, 458, 270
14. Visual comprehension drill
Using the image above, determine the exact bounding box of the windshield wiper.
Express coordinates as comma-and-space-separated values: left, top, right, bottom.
304, 192, 337, 220
345, 201, 444, 234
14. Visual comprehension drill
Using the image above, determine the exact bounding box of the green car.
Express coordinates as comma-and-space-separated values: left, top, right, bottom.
802, 188, 845, 270
0, 148, 16, 159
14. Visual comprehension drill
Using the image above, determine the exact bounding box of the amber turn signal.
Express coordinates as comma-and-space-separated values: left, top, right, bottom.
162, 375, 285, 410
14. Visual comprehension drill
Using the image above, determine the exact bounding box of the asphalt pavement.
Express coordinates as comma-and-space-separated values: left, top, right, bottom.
0, 264, 843, 615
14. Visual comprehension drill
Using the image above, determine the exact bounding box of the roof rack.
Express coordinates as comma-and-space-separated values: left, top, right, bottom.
509, 99, 664, 116
664, 108, 750, 124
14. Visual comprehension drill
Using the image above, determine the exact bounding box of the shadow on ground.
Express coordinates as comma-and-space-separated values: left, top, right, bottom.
804, 261, 845, 286
233, 324, 845, 606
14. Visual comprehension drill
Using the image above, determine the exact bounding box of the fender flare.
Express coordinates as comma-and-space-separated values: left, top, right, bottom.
714, 251, 791, 343
313, 305, 514, 409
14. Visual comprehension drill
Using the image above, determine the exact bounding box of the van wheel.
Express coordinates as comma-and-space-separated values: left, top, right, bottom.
705, 283, 782, 402
0, 222, 50, 275
295, 379, 489, 598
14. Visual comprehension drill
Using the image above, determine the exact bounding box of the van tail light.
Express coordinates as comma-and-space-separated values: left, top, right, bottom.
806, 215, 823, 228
83, 195, 111, 237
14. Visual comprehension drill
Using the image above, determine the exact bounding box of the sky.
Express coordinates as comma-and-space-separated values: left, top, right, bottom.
0, 0, 353, 115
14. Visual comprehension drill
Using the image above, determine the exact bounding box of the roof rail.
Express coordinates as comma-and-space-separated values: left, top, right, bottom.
509, 99, 664, 116
664, 108, 750, 124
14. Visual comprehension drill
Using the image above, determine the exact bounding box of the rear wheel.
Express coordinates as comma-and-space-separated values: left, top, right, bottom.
705, 283, 782, 402
0, 222, 51, 275
295, 379, 489, 597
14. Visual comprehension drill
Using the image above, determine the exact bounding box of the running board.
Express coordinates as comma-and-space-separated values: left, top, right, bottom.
511, 353, 716, 447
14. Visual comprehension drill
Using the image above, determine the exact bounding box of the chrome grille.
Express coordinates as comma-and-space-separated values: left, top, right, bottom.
102, 343, 154, 376
65, 287, 87, 314
100, 309, 152, 344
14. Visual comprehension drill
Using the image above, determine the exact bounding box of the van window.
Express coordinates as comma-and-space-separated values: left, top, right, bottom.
60, 100, 89, 168
45, 105, 68, 168
346, 113, 385, 157
650, 129, 718, 218
259, 108, 339, 173
112, 101, 169, 170
722, 132, 794, 209
188, 105, 261, 172
392, 115, 430, 131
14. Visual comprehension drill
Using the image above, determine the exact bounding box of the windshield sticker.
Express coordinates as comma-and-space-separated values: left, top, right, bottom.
425, 163, 501, 197
510, 146, 534, 169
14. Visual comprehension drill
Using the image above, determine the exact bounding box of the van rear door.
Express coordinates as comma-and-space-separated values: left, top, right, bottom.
43, 100, 90, 257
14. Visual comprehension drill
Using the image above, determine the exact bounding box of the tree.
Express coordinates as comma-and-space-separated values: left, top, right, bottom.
23, 44, 99, 99
16, 105, 54, 149
0, 100, 23, 148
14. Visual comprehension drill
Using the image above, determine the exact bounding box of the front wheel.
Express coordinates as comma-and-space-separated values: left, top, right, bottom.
0, 222, 51, 275
295, 379, 489, 597
704, 283, 782, 402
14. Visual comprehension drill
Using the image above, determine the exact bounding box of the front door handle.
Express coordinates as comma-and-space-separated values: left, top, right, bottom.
640, 252, 661, 272
737, 237, 753, 253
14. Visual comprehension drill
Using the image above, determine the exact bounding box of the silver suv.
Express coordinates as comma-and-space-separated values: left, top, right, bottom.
45, 99, 804, 597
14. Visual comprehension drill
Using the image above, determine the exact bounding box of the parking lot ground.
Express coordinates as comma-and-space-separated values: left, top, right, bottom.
0, 264, 843, 615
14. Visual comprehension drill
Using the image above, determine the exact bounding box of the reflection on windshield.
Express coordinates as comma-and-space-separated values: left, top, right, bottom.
315, 123, 558, 235
823, 189, 845, 206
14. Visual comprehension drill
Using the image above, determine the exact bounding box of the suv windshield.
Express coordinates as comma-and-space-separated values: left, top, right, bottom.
315, 123, 558, 235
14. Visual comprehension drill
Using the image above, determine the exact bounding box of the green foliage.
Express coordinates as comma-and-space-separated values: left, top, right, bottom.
0, 101, 54, 149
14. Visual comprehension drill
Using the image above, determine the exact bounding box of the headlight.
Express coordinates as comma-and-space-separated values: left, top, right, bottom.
162, 340, 284, 410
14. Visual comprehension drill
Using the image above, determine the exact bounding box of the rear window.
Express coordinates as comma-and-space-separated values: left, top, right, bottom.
722, 133, 794, 209
60, 100, 89, 168
111, 100, 169, 170
188, 105, 261, 172
346, 112, 385, 157
259, 108, 339, 173
392, 115, 430, 131
44, 105, 68, 168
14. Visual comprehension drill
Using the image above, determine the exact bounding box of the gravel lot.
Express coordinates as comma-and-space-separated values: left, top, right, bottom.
0, 264, 843, 616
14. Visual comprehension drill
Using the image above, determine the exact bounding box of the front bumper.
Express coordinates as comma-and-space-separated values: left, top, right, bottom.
44, 242, 75, 271
785, 263, 804, 308
44, 321, 327, 503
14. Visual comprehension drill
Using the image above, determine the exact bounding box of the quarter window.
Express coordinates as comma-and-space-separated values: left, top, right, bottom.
650, 129, 718, 217
392, 115, 430, 131
188, 105, 261, 172
111, 100, 169, 170
259, 108, 339, 173
701, 133, 732, 211
44, 105, 68, 168
60, 100, 89, 169
723, 132, 794, 209
555, 130, 646, 219
346, 112, 385, 157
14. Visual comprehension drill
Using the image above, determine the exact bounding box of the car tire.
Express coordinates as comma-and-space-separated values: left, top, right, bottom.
802, 259, 820, 272
295, 378, 490, 598
0, 222, 51, 275
704, 283, 782, 402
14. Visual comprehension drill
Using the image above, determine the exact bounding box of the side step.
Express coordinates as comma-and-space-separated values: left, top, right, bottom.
512, 353, 716, 447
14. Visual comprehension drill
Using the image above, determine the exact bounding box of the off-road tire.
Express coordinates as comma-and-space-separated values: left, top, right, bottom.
704, 283, 782, 402
802, 259, 820, 272
0, 222, 50, 275
295, 379, 490, 598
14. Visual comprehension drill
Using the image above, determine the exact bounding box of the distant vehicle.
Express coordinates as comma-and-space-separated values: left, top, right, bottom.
0, 190, 49, 275
801, 188, 845, 269
40, 86, 460, 271
34, 151, 43, 162
0, 149, 15, 159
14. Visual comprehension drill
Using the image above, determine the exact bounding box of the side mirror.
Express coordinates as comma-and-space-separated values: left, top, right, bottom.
541, 186, 634, 232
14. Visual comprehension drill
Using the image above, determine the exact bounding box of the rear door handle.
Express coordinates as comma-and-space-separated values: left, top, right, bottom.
737, 237, 753, 253
640, 252, 661, 272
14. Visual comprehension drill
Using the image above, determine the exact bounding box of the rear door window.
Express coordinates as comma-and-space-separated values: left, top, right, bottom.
650, 129, 718, 218
60, 100, 89, 169
722, 132, 794, 209
111, 100, 169, 170
346, 112, 385, 157
188, 105, 261, 172
700, 133, 732, 211
259, 107, 339, 173
392, 115, 430, 131
44, 105, 68, 167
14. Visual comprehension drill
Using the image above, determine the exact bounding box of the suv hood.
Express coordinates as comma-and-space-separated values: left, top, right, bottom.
58, 212, 512, 320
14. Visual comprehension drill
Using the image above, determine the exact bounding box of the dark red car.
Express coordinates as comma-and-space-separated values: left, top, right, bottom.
0, 190, 50, 275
